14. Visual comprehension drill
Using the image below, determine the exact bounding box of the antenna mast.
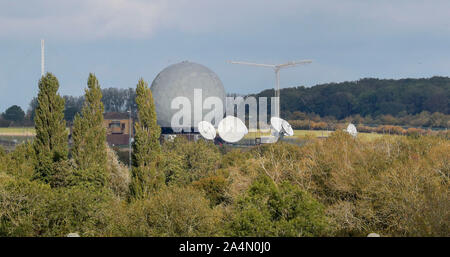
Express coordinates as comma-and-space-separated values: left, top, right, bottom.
41, 39, 45, 76
228, 59, 312, 117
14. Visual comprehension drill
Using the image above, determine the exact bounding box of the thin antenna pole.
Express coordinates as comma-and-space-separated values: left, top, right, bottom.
41, 39, 45, 76
228, 59, 311, 119
128, 108, 132, 169
275, 69, 280, 117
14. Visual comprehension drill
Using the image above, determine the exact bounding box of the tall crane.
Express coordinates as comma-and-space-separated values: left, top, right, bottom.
227, 60, 312, 117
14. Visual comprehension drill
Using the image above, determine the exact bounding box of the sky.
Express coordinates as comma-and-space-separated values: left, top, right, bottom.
1, 0, 450, 112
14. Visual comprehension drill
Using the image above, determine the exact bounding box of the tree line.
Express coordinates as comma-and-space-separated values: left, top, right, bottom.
255, 76, 450, 123
0, 87, 138, 127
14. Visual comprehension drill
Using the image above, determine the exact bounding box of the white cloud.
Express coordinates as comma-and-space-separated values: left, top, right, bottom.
0, 0, 170, 39
0, 0, 449, 40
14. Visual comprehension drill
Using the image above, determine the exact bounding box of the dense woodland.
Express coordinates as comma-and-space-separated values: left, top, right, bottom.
257, 76, 450, 127
0, 73, 448, 237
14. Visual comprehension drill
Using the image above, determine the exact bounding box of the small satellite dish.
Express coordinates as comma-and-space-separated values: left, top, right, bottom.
217, 116, 248, 143
198, 121, 216, 140
270, 117, 294, 137
281, 120, 294, 136
270, 117, 283, 133
346, 123, 358, 137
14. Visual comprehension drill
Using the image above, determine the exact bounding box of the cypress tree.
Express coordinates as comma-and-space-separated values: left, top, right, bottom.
33, 73, 68, 184
130, 78, 163, 199
71, 73, 107, 187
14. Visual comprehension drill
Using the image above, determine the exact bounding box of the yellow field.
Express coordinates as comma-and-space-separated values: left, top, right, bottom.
0, 127, 395, 142
246, 129, 395, 141
0, 127, 36, 136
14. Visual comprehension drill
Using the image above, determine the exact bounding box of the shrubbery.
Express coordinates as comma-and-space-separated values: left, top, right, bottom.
227, 175, 328, 236
0, 132, 448, 236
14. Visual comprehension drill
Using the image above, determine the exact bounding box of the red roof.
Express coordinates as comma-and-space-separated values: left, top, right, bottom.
104, 112, 129, 120
107, 134, 130, 146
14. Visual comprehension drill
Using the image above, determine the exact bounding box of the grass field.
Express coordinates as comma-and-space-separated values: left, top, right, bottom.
0, 127, 36, 136
0, 127, 395, 142
246, 129, 395, 141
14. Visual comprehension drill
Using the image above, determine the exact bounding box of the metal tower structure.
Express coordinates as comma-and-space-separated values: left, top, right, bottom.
227, 60, 312, 117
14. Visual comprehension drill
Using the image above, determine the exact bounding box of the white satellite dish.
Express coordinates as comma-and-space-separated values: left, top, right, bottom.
198, 121, 216, 140
346, 123, 358, 137
281, 120, 294, 136
270, 117, 294, 137
217, 116, 248, 143
270, 117, 283, 133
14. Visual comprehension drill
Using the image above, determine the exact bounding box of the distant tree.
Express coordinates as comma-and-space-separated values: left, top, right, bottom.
3, 105, 25, 122
101, 87, 137, 116
27, 97, 38, 122
71, 73, 107, 187
28, 95, 84, 123
258, 76, 450, 119
63, 95, 84, 122
33, 73, 68, 185
130, 78, 163, 199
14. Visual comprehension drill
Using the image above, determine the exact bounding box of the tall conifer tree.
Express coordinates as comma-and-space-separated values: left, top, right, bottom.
72, 73, 107, 187
130, 78, 163, 199
33, 73, 68, 184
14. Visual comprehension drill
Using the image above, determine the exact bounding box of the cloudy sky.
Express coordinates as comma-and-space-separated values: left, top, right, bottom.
1, 0, 449, 112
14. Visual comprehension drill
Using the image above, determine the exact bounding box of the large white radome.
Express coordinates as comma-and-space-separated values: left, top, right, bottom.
150, 61, 226, 130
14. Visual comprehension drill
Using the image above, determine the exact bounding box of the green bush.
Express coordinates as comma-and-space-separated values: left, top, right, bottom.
4, 142, 35, 179
227, 175, 328, 237
114, 186, 222, 236
0, 173, 52, 236
161, 138, 221, 185
0, 172, 115, 236
192, 174, 231, 206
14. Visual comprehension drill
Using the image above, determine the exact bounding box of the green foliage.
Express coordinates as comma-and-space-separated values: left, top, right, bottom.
221, 149, 251, 169
296, 131, 449, 236
0, 173, 52, 236
0, 145, 5, 158
114, 186, 221, 236
161, 137, 221, 185
0, 172, 115, 236
3, 105, 25, 122
192, 174, 231, 206
0, 142, 35, 179
105, 146, 130, 199
263, 76, 450, 119
71, 73, 107, 187
1, 109, 448, 237
130, 78, 163, 199
132, 78, 161, 166
33, 73, 68, 185
228, 175, 328, 236
63, 95, 85, 122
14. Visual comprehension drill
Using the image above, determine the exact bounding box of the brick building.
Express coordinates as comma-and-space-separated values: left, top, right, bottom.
103, 112, 133, 146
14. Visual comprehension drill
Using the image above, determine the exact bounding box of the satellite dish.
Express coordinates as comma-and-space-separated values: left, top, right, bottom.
198, 121, 216, 140
270, 117, 283, 133
270, 117, 294, 137
281, 120, 294, 136
217, 116, 248, 143
346, 123, 358, 137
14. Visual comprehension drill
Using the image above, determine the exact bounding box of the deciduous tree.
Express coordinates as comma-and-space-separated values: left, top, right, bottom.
130, 78, 163, 199
33, 73, 68, 185
71, 73, 107, 187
